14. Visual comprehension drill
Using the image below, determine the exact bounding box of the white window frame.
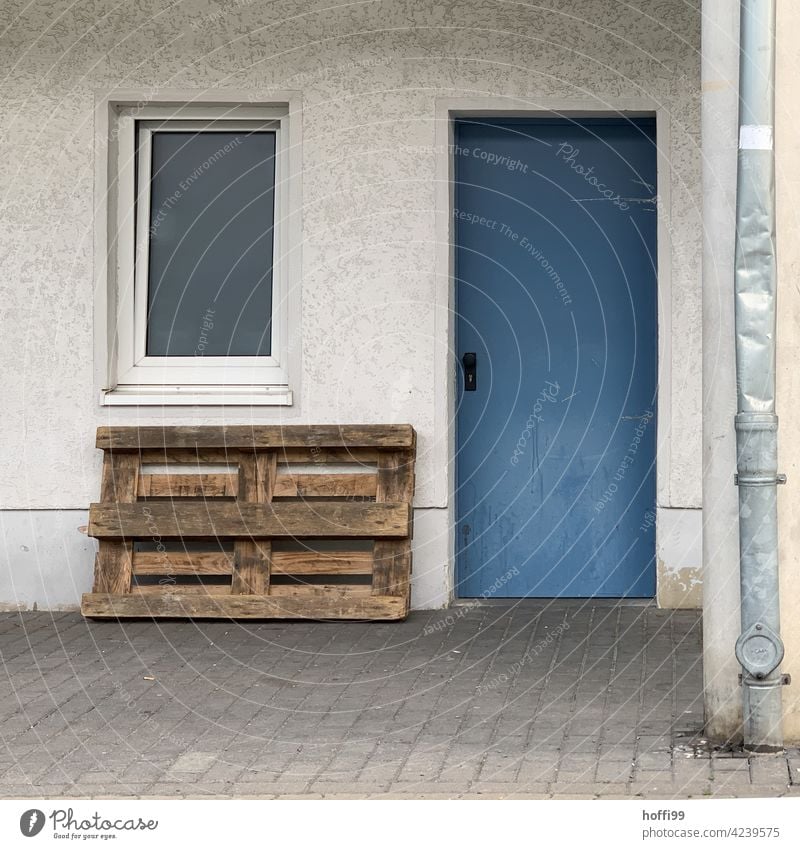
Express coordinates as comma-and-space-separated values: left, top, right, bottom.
103, 101, 297, 406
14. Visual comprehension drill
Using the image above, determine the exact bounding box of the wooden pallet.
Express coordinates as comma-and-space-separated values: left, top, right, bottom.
81, 425, 416, 620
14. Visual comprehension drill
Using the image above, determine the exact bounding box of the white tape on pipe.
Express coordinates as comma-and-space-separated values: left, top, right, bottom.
739, 124, 773, 150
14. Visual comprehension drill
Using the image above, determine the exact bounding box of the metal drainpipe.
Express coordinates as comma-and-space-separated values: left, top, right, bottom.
733, 0, 787, 753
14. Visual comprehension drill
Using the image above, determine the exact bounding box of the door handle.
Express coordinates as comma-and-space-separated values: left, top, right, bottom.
462, 352, 477, 391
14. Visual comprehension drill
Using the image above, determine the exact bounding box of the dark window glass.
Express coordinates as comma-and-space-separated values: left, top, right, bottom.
143, 129, 275, 357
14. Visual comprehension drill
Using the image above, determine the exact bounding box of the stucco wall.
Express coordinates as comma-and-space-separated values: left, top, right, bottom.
0, 0, 701, 607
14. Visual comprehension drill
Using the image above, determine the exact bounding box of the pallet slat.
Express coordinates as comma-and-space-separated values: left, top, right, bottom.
273, 473, 377, 498
132, 550, 373, 576
98, 425, 415, 451
89, 501, 410, 540
94, 453, 139, 595
139, 450, 241, 465
278, 448, 379, 464
138, 473, 238, 498
268, 584, 372, 598
232, 452, 277, 595
133, 551, 234, 575
132, 583, 374, 597
139, 448, 379, 465
82, 592, 407, 620
132, 584, 231, 595
373, 450, 415, 597
272, 551, 373, 575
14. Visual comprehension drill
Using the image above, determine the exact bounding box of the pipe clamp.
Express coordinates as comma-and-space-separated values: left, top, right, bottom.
738, 674, 791, 685
734, 473, 786, 485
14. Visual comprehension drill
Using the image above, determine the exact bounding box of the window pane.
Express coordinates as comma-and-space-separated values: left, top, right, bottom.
144, 130, 275, 357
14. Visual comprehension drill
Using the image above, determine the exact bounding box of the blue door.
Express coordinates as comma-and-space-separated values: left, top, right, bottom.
455, 117, 657, 598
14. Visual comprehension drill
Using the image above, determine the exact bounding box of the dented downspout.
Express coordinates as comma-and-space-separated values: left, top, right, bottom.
733, 0, 786, 752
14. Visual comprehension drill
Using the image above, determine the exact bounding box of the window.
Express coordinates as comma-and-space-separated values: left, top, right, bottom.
103, 103, 296, 405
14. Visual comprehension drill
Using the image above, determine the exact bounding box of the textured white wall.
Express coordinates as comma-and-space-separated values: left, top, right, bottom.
0, 1, 701, 603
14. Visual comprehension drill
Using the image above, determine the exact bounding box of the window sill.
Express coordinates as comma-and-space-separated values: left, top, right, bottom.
101, 385, 293, 407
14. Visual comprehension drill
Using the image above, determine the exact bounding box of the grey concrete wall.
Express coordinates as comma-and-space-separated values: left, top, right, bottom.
0, 511, 94, 611
700, 0, 743, 743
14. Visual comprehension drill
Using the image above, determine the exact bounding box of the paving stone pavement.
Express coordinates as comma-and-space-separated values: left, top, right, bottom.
0, 603, 798, 799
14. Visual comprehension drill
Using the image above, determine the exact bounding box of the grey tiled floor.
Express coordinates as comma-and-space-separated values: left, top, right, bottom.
0, 603, 797, 798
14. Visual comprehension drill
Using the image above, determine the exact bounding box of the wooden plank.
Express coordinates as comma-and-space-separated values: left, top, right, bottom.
81, 592, 408, 620
89, 501, 411, 540
378, 450, 415, 503
268, 584, 371, 598
93, 547, 134, 595
138, 473, 238, 498
97, 425, 415, 451
94, 453, 140, 594
140, 448, 378, 465
372, 546, 412, 597
133, 551, 234, 575
278, 448, 379, 464
232, 452, 277, 595
272, 550, 373, 575
373, 449, 415, 596
101, 453, 141, 502
273, 473, 377, 498
134, 550, 372, 576
132, 584, 231, 595
140, 450, 238, 465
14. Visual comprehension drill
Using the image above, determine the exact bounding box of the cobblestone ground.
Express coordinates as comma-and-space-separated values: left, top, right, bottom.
0, 604, 797, 799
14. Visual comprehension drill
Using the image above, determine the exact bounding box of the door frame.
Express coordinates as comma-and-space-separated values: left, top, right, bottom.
433, 97, 671, 602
